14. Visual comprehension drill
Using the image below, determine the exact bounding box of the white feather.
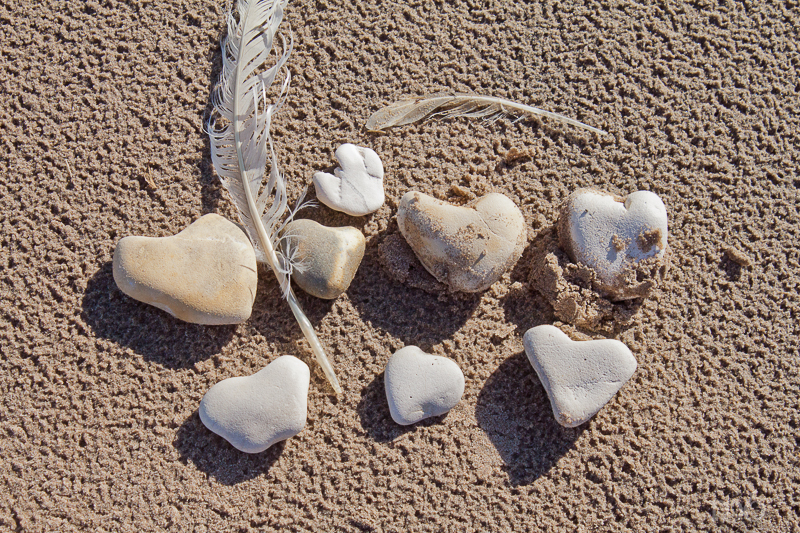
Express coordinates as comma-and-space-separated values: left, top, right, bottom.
365, 93, 607, 135
207, 0, 341, 394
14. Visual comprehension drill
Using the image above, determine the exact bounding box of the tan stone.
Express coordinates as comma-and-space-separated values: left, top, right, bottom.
113, 214, 257, 325
283, 219, 365, 299
397, 191, 526, 292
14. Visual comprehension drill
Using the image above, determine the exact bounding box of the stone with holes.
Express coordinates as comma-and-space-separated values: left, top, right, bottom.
558, 188, 669, 300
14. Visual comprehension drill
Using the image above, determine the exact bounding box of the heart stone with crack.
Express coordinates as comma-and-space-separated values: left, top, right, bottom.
313, 143, 385, 216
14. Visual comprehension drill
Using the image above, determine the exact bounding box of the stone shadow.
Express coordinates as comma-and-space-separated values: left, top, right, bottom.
357, 372, 450, 443
81, 262, 235, 369
174, 410, 284, 485
476, 350, 585, 486
348, 244, 482, 348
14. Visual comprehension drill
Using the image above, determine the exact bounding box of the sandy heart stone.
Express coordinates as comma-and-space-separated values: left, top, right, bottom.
558, 188, 668, 300
523, 325, 637, 428
384, 346, 465, 425
113, 214, 257, 325
199, 356, 310, 453
397, 191, 526, 292
282, 219, 365, 299
313, 143, 385, 216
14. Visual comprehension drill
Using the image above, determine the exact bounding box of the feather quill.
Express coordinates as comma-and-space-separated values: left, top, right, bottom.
207, 0, 341, 393
365, 93, 607, 135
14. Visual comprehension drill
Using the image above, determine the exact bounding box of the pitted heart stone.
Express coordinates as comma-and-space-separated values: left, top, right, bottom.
113, 213, 257, 325
523, 325, 637, 428
558, 188, 668, 300
397, 191, 526, 292
313, 143, 385, 216
384, 346, 465, 425
282, 219, 365, 299
199, 356, 310, 453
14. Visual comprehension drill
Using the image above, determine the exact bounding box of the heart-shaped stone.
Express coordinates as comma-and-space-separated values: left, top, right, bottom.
199, 356, 310, 453
384, 346, 465, 425
558, 188, 668, 300
282, 219, 365, 299
523, 325, 637, 427
397, 191, 526, 292
113, 214, 257, 325
313, 143, 385, 216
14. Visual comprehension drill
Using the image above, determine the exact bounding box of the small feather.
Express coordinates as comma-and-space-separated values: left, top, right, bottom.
366, 93, 607, 135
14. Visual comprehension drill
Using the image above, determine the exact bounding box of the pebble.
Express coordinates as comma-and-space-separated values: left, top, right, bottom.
282, 219, 365, 299
199, 356, 310, 453
113, 213, 257, 325
384, 346, 465, 425
397, 191, 526, 292
558, 188, 669, 300
523, 325, 637, 428
313, 143, 385, 216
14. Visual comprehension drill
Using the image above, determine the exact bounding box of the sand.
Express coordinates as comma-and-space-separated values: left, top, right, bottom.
1, 0, 799, 531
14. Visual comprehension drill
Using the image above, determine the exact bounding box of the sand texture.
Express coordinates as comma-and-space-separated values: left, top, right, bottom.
1, 0, 799, 531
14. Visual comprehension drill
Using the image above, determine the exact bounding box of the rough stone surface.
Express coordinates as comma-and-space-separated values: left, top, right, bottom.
199, 356, 310, 454
397, 191, 526, 292
112, 213, 257, 325
384, 346, 465, 425
313, 143, 385, 216
523, 325, 637, 428
283, 219, 365, 299
558, 188, 669, 300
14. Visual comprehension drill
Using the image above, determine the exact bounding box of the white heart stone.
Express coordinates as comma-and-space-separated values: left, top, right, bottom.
384, 346, 465, 425
558, 188, 668, 300
113, 214, 257, 325
282, 219, 365, 299
523, 325, 637, 428
397, 191, 526, 292
313, 143, 385, 216
199, 356, 310, 453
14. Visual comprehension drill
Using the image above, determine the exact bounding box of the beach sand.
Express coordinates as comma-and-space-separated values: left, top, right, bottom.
1, 0, 798, 530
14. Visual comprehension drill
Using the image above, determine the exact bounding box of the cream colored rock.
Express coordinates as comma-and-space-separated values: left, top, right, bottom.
523, 325, 637, 427
113, 214, 257, 325
558, 188, 668, 300
384, 346, 465, 425
397, 191, 526, 292
199, 356, 310, 453
283, 219, 365, 299
313, 143, 385, 216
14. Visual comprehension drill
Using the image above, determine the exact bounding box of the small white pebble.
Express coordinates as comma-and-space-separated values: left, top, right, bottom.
384, 346, 465, 425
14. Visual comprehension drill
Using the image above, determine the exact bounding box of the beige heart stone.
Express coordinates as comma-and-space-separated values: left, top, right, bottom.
397, 191, 526, 292
282, 219, 365, 299
113, 213, 257, 325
